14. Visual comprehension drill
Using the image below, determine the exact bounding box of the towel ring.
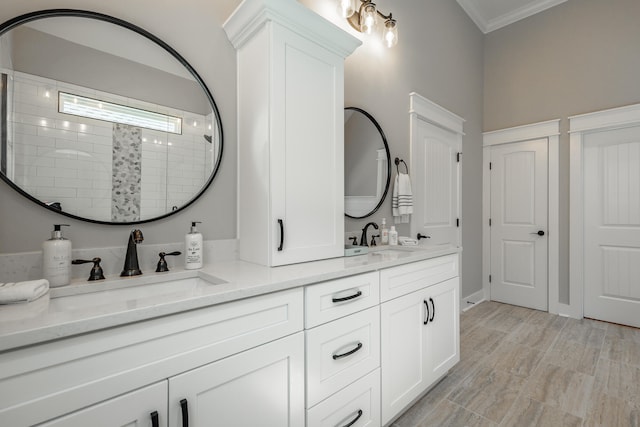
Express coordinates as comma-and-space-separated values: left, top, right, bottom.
395, 158, 408, 174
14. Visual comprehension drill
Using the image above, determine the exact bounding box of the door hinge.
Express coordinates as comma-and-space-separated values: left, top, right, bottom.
456, 218, 460, 227
489, 218, 492, 226
489, 275, 492, 283
489, 162, 492, 170
457, 152, 461, 163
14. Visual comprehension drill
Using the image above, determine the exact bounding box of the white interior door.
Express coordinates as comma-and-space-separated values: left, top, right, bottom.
490, 139, 548, 311
583, 125, 640, 328
411, 118, 460, 246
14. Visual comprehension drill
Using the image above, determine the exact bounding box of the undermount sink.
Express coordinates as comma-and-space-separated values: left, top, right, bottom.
49, 272, 227, 299
368, 245, 423, 259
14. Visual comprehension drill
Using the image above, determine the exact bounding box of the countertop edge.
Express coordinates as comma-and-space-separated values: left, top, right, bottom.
0, 246, 461, 352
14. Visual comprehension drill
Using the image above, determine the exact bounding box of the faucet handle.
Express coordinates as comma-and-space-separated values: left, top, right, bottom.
349, 236, 358, 245
156, 251, 182, 272
371, 234, 380, 246
72, 257, 105, 281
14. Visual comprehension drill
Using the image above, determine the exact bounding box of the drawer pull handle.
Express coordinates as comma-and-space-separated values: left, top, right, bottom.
180, 398, 189, 427
423, 299, 430, 325
339, 409, 363, 427
429, 297, 435, 322
150, 411, 159, 427
332, 342, 363, 360
332, 290, 362, 303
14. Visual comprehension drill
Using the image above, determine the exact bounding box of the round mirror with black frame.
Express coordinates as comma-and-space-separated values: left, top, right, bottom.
0, 9, 223, 225
344, 107, 391, 219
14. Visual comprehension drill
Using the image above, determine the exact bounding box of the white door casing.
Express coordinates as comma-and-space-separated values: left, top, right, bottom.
489, 139, 548, 311
482, 120, 560, 314
409, 93, 463, 248
582, 125, 640, 327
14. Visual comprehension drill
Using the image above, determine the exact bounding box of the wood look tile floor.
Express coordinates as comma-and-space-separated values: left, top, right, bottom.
392, 301, 640, 427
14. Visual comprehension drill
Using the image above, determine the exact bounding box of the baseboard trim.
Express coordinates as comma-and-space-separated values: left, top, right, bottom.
461, 289, 486, 312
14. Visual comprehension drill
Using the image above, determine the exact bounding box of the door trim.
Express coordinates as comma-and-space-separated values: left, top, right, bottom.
569, 103, 640, 319
482, 119, 560, 314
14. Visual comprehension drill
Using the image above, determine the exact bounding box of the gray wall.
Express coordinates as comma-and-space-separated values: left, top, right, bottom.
0, 0, 238, 252
484, 0, 640, 303
0, 0, 485, 302
302, 0, 485, 301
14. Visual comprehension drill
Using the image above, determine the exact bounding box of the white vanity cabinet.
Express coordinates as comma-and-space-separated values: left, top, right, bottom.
224, 0, 360, 267
0, 288, 304, 427
379, 256, 460, 425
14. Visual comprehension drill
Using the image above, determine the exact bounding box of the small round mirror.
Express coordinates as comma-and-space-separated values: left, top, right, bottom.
344, 107, 391, 218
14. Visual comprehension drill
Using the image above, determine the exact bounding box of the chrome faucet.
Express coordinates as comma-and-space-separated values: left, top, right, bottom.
360, 222, 379, 246
121, 229, 144, 276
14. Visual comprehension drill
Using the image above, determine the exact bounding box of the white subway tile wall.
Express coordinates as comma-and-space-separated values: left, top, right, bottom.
6, 70, 215, 221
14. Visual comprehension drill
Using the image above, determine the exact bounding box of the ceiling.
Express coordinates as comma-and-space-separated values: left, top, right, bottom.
456, 0, 568, 33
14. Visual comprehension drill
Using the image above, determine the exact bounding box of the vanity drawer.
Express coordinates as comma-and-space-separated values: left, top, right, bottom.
306, 306, 380, 407
380, 254, 458, 302
307, 368, 380, 427
305, 272, 379, 328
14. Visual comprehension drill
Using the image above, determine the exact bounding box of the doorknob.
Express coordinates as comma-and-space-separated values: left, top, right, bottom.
530, 230, 545, 236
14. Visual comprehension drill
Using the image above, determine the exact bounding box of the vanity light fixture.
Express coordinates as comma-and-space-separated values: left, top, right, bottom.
339, 0, 398, 48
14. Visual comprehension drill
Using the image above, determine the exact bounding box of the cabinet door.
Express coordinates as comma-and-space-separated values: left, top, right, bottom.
380, 289, 429, 425
424, 277, 460, 385
380, 278, 460, 425
168, 332, 304, 427
269, 24, 344, 266
38, 381, 167, 427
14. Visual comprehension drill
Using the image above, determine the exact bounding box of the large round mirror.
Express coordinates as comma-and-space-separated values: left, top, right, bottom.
344, 107, 391, 219
0, 10, 223, 224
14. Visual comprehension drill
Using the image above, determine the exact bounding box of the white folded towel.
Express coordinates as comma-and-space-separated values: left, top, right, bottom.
0, 279, 50, 304
392, 172, 413, 224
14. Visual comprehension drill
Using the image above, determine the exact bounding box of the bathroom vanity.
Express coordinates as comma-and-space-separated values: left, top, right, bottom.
0, 246, 460, 427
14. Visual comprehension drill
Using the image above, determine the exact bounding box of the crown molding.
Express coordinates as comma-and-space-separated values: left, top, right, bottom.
457, 0, 568, 34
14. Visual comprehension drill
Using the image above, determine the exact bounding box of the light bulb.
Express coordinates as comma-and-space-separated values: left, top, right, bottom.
383, 18, 398, 48
361, 2, 377, 34
337, 0, 357, 18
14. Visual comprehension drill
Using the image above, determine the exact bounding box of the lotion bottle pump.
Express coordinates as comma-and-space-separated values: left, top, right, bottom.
42, 224, 72, 287
388, 225, 398, 246
185, 221, 203, 269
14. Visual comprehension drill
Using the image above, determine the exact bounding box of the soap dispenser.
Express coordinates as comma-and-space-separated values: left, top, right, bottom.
185, 221, 203, 269
42, 224, 72, 287
380, 218, 389, 245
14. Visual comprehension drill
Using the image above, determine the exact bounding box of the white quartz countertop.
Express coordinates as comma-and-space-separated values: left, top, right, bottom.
0, 245, 460, 352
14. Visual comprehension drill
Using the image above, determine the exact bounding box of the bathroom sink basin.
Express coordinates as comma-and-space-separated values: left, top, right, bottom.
50, 272, 227, 299
50, 276, 226, 311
